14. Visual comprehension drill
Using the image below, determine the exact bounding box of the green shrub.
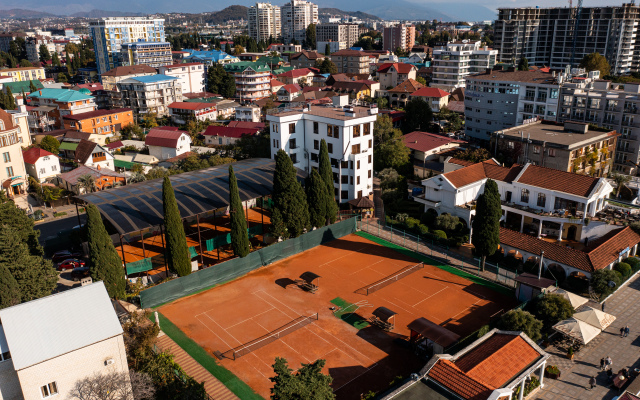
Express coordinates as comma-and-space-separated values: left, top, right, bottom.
53, 212, 67, 217
496, 309, 542, 341
590, 269, 622, 299
420, 209, 438, 226
624, 257, 640, 272
545, 365, 560, 375
433, 230, 447, 239
404, 217, 420, 230
477, 325, 490, 338
434, 213, 459, 231
614, 262, 632, 280
418, 224, 429, 235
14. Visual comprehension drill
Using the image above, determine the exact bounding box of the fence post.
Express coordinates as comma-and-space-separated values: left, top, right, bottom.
378, 221, 380, 235
403, 231, 406, 247
390, 226, 393, 242
416, 238, 419, 252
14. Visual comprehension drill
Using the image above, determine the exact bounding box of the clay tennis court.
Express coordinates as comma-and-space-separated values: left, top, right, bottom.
160, 233, 516, 399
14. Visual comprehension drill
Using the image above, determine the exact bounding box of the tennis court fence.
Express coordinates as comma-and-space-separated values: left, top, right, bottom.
215, 313, 319, 360
357, 218, 517, 291
355, 262, 424, 295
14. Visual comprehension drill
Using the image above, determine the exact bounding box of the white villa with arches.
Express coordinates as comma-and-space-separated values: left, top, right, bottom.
414, 159, 640, 278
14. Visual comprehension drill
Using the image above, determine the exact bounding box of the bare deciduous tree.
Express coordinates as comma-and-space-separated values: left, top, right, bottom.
70, 371, 154, 400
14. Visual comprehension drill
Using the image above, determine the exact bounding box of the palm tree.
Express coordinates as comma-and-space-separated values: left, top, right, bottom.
77, 174, 96, 194
612, 173, 632, 198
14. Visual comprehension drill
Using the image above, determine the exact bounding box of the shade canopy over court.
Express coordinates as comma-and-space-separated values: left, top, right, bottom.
78, 158, 306, 235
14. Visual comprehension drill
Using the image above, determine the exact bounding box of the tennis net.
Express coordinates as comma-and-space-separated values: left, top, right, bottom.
216, 313, 319, 360
355, 262, 424, 295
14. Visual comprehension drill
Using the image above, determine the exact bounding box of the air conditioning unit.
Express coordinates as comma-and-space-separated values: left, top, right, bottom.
104, 359, 115, 366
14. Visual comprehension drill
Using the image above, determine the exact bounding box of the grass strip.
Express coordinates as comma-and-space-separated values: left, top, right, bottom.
356, 231, 514, 297
155, 312, 265, 400
330, 297, 369, 329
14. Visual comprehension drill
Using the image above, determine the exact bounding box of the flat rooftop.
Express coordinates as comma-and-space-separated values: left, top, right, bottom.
388, 379, 456, 400
500, 121, 617, 148
467, 69, 557, 84
268, 105, 376, 121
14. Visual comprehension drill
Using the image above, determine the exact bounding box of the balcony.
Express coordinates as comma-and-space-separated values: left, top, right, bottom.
617, 146, 636, 154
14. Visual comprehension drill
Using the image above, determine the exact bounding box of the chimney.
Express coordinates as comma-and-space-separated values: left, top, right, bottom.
39, 90, 42, 95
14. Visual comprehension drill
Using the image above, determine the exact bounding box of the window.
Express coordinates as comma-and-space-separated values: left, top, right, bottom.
51, 165, 57, 172
352, 144, 360, 154
313, 122, 318, 134
311, 153, 318, 162
353, 125, 361, 138
39, 168, 45, 174
357, 176, 361, 185
368, 155, 372, 163
549, 148, 556, 157
272, 124, 278, 133
333, 126, 339, 139
342, 175, 348, 184
368, 139, 372, 149
533, 146, 540, 154
289, 139, 297, 149
313, 140, 319, 150
41, 382, 58, 398
521, 188, 529, 203
364, 123, 370, 135
508, 141, 514, 149
2, 152, 10, 163
368, 170, 372, 178
357, 160, 361, 169
327, 143, 333, 153
327, 124, 333, 137
341, 190, 348, 199
341, 161, 348, 168
288, 123, 295, 133
537, 193, 546, 207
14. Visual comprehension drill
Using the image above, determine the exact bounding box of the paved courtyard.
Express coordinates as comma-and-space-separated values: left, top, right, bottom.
535, 275, 640, 399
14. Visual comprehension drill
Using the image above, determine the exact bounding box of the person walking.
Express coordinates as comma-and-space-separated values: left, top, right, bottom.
621, 327, 625, 337
600, 357, 606, 370
588, 375, 596, 390
602, 301, 606, 312
625, 326, 630, 337
606, 356, 613, 370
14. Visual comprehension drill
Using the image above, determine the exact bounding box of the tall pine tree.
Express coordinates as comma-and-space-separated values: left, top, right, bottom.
5, 87, 15, 110
318, 139, 338, 223
162, 177, 192, 276
306, 169, 329, 228
0, 262, 20, 309
229, 165, 250, 257
272, 150, 310, 238
471, 179, 501, 271
86, 204, 126, 299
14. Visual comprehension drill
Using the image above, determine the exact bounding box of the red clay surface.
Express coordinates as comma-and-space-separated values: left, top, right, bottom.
160, 233, 517, 399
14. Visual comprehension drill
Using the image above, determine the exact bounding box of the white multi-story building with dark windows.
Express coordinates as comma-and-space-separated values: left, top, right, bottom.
267, 100, 377, 202
248, 3, 282, 43
431, 40, 498, 91
281, 0, 318, 45
90, 17, 165, 75
120, 41, 172, 68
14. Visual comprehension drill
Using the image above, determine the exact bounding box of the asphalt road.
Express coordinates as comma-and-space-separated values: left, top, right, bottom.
36, 213, 87, 243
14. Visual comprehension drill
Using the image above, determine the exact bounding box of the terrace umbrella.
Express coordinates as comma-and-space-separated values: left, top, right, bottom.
573, 307, 617, 331
552, 318, 601, 345
553, 288, 589, 309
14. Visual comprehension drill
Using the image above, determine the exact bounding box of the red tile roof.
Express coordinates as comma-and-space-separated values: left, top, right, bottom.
106, 140, 124, 150
517, 164, 600, 198
270, 79, 285, 88
168, 102, 216, 111
277, 68, 313, 79
428, 360, 493, 400
290, 50, 324, 61
456, 334, 541, 388
281, 84, 302, 93
410, 87, 450, 98
62, 108, 132, 121
227, 121, 265, 130
402, 131, 464, 153
443, 160, 518, 188
23, 147, 56, 164
388, 78, 424, 93
378, 63, 416, 74
202, 125, 260, 138
586, 227, 640, 270
331, 49, 368, 57
447, 157, 475, 167
0, 109, 16, 132
145, 127, 189, 148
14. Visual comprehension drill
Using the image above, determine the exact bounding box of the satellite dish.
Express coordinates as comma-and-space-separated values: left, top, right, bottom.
608, 281, 617, 288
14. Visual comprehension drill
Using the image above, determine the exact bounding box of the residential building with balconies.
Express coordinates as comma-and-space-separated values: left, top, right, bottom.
330, 49, 370, 75
494, 120, 618, 177
25, 36, 55, 64
382, 24, 416, 53
317, 23, 359, 52
62, 108, 134, 139
266, 100, 378, 202
120, 41, 172, 68
248, 3, 282, 43
100, 64, 157, 91
168, 102, 218, 125
0, 66, 46, 82
158, 63, 206, 94
224, 62, 271, 101
0, 109, 28, 205
281, 0, 318, 45
431, 40, 498, 91
116, 74, 183, 118
558, 80, 640, 176
27, 89, 96, 131
290, 50, 325, 69
377, 63, 417, 89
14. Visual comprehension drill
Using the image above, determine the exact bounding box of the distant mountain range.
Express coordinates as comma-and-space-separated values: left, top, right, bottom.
69, 9, 145, 18
203, 5, 248, 24
318, 8, 381, 21
0, 8, 58, 19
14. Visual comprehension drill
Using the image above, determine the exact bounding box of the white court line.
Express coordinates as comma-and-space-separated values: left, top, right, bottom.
348, 259, 386, 276
225, 307, 276, 329
255, 290, 375, 363
195, 292, 274, 317
412, 287, 448, 307
245, 319, 283, 372
204, 313, 245, 347
447, 299, 484, 321
195, 314, 233, 349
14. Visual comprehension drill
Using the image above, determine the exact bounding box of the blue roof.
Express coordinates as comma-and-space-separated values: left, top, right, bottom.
28, 88, 93, 102
183, 49, 238, 63
127, 74, 178, 83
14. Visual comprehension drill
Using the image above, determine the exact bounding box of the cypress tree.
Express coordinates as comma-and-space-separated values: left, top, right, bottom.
272, 150, 310, 238
162, 177, 192, 276
306, 169, 329, 228
225, 43, 232, 54
0, 262, 20, 309
86, 204, 126, 299
229, 165, 250, 257
29, 80, 37, 93
5, 87, 15, 110
471, 179, 501, 271
318, 139, 338, 223
324, 43, 331, 56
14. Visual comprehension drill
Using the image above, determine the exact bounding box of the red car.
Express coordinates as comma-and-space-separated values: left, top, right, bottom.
52, 250, 83, 263
57, 259, 85, 271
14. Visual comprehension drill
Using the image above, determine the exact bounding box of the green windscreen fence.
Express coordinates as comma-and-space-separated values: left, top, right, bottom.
188, 246, 198, 259
126, 258, 153, 275
140, 217, 357, 309
205, 226, 265, 251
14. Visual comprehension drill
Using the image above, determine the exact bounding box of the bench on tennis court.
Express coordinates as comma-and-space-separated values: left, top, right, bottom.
369, 307, 397, 332
298, 271, 320, 293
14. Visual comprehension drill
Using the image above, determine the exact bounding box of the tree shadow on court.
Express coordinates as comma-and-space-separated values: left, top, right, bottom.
438, 300, 511, 337
339, 312, 370, 330
275, 278, 297, 289
328, 365, 371, 391
320, 235, 417, 263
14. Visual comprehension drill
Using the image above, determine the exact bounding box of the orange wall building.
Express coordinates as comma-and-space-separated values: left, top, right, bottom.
62, 108, 134, 136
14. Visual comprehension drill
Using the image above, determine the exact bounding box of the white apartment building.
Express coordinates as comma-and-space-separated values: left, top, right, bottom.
415, 159, 615, 244
224, 62, 271, 101
120, 41, 172, 68
158, 63, 206, 94
248, 3, 282, 43
281, 0, 318, 45
23, 147, 60, 183
0, 109, 28, 205
168, 102, 218, 125
316, 24, 359, 51
116, 75, 183, 118
90, 17, 166, 75
431, 40, 498, 91
267, 100, 378, 202
494, 5, 640, 75
25, 36, 55, 64
0, 282, 130, 400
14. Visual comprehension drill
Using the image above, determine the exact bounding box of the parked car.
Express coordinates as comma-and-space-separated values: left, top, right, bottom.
70, 266, 90, 281
57, 259, 85, 271
51, 250, 83, 263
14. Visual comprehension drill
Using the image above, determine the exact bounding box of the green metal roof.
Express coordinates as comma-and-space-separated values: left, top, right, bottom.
114, 159, 135, 169
27, 88, 94, 102
224, 61, 271, 73
3, 80, 43, 94
59, 142, 79, 151
272, 66, 295, 75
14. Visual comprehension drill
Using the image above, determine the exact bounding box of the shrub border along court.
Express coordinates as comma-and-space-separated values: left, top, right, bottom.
355, 231, 514, 297
153, 312, 265, 400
